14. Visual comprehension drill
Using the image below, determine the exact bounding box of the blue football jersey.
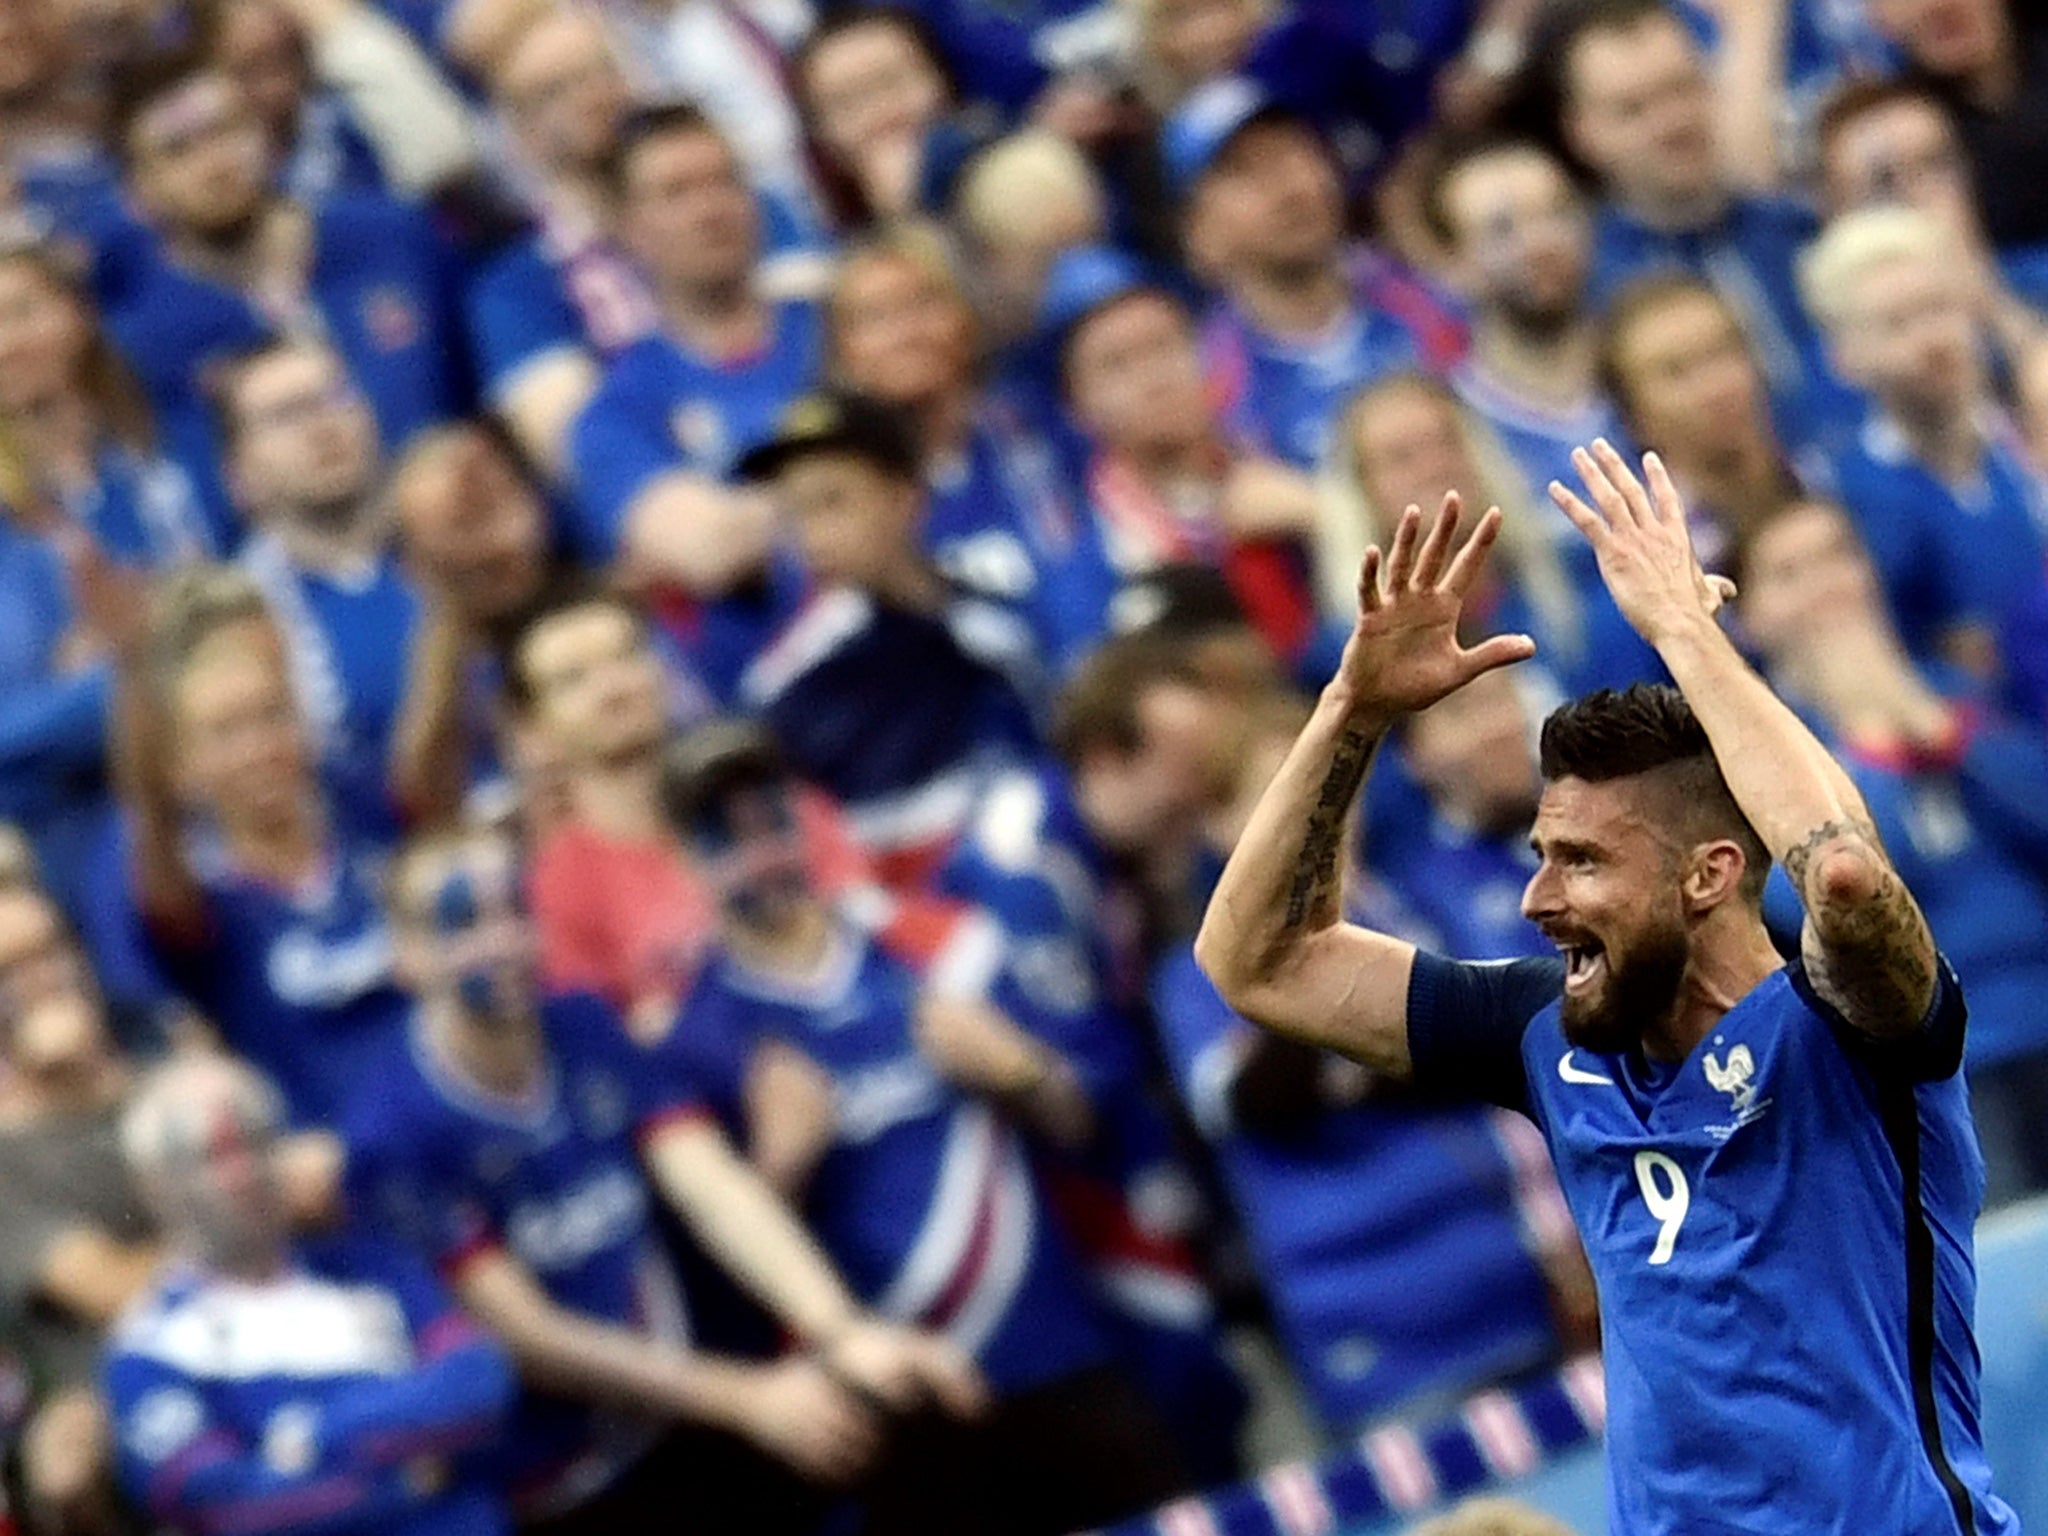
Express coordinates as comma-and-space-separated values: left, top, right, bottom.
1407, 951, 2017, 1536
1833, 415, 2048, 660
562, 301, 823, 564
343, 995, 697, 1519
144, 827, 407, 1128
661, 908, 1114, 1395
105, 1233, 514, 1536
242, 538, 422, 823
108, 194, 463, 476
1200, 265, 1444, 470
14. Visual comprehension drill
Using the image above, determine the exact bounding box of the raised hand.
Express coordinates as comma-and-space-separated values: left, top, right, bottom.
1549, 441, 1737, 647
1334, 492, 1536, 722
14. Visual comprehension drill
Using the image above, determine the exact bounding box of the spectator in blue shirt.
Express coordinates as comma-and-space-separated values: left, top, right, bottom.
1169, 79, 1466, 470
733, 390, 1047, 882
1597, 272, 1816, 569
1736, 493, 2048, 1204
564, 104, 812, 598
1313, 373, 1660, 698
467, 7, 669, 475
1800, 204, 2048, 681
106, 1052, 517, 1536
0, 241, 221, 918
828, 223, 1113, 670
215, 337, 424, 819
1815, 78, 2048, 365
103, 47, 464, 488
1423, 136, 1622, 518
102, 564, 409, 1126
1535, 0, 1856, 448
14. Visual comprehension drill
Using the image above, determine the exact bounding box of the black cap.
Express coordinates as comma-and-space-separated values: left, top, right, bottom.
1110, 562, 1249, 639
734, 391, 925, 484
658, 717, 789, 838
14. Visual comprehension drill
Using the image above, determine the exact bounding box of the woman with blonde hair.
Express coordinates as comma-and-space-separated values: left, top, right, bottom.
825, 219, 1115, 668
1313, 371, 1659, 696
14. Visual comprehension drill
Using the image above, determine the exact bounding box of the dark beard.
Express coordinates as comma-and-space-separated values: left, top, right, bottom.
1560, 922, 1690, 1053
1498, 289, 1584, 345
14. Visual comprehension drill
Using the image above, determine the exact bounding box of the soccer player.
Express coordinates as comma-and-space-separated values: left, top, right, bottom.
1196, 441, 2019, 1535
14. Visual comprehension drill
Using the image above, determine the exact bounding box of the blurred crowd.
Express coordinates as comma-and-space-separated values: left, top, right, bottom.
4, 0, 2048, 1530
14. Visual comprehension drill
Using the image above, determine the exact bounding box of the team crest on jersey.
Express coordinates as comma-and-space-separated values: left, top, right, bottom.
1703, 1041, 1772, 1139
671, 401, 729, 468
360, 285, 421, 352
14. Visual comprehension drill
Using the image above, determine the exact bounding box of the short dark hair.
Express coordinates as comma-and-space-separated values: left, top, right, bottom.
792, 6, 958, 110
204, 334, 312, 456
602, 100, 727, 198
108, 45, 219, 167
658, 717, 789, 841
1418, 132, 1571, 247
1540, 684, 1770, 900
498, 579, 647, 714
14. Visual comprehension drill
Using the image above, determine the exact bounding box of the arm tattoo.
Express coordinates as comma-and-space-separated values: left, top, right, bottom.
1284, 726, 1374, 929
1785, 817, 1937, 1032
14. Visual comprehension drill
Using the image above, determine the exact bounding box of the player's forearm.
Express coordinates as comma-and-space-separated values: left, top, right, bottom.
647, 1129, 862, 1346
1195, 683, 1387, 1001
1652, 614, 1875, 864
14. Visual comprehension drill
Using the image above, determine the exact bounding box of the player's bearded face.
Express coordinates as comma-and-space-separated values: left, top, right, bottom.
1557, 900, 1691, 1052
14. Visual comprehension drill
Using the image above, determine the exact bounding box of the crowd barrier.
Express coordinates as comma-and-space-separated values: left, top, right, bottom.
1098, 1197, 2048, 1536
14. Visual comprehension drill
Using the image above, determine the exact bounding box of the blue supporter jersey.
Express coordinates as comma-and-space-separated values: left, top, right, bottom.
108, 194, 462, 491
1151, 948, 1561, 1431
858, 0, 1101, 112
105, 1232, 514, 1536
1406, 949, 2017, 1536
1449, 359, 1620, 525
64, 443, 227, 565
562, 301, 823, 564
241, 538, 422, 820
282, 96, 392, 207
926, 413, 1118, 672
1833, 415, 2048, 656
1200, 252, 1461, 469
342, 995, 699, 1519
735, 582, 1042, 874
142, 825, 406, 1127
1371, 804, 1550, 964
661, 907, 1114, 1395
1588, 197, 1861, 455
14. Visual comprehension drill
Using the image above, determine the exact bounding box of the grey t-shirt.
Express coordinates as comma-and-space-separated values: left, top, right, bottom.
0, 1105, 155, 1392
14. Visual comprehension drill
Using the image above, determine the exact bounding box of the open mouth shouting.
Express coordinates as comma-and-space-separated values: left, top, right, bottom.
1560, 939, 1608, 998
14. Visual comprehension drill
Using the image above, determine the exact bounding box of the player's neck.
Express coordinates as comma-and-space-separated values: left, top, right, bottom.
1648, 921, 1785, 1061
1472, 313, 1598, 410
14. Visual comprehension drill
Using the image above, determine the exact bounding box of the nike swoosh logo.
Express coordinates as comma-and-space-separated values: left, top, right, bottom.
1558, 1051, 1615, 1086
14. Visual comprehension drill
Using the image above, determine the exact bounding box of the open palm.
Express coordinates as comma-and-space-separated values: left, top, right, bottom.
1337, 493, 1537, 718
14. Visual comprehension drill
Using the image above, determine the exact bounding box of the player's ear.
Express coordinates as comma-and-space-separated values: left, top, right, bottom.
1681, 840, 1748, 915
